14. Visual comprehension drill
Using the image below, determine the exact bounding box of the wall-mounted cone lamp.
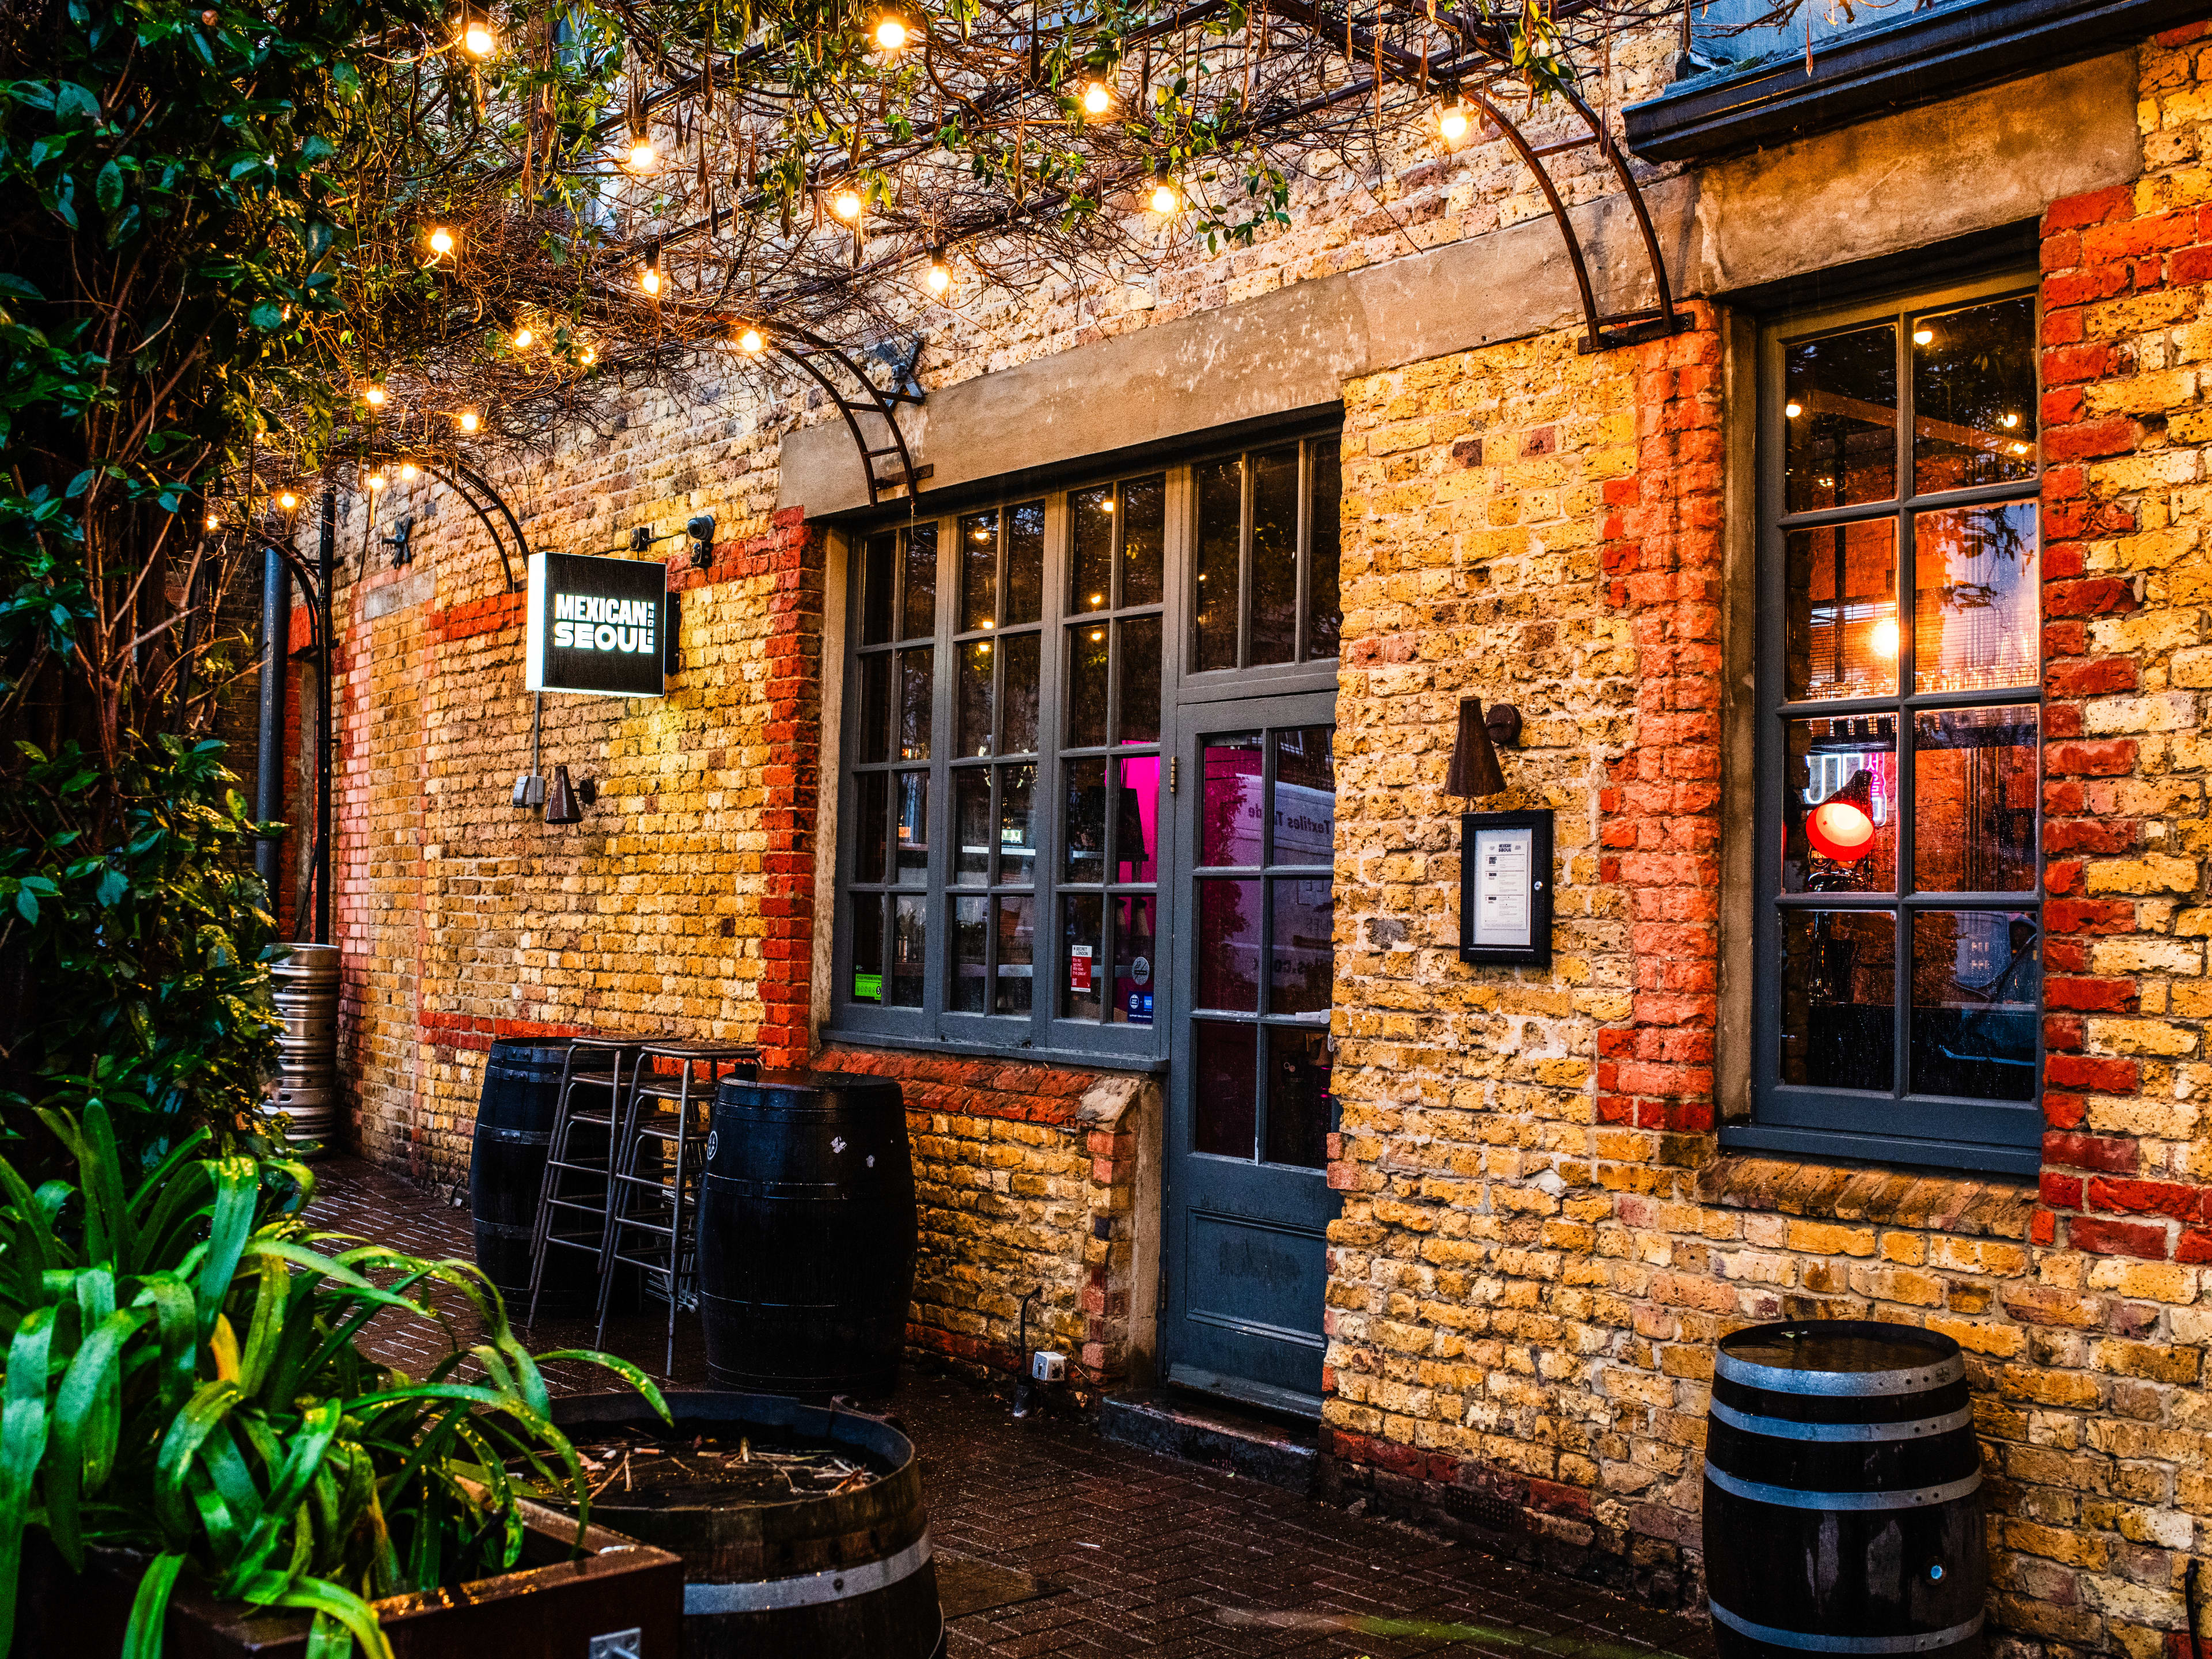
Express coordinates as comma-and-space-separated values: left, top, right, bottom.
544, 766, 584, 825
1446, 696, 1508, 798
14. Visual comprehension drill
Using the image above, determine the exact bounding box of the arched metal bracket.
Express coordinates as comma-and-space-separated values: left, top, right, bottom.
768, 326, 927, 507
334, 449, 529, 592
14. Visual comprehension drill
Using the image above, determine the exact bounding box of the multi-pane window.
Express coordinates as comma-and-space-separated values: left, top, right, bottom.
835, 432, 1342, 1056
1748, 279, 2043, 1174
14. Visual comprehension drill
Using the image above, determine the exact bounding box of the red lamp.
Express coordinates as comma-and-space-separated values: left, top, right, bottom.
1805, 769, 1877, 862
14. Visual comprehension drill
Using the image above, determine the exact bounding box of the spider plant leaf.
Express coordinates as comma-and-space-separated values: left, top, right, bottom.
135, 1274, 200, 1419
0, 1156, 56, 1296
252, 1572, 394, 1659
219, 1399, 343, 1599
79, 1101, 135, 1270
195, 1158, 259, 1338
0, 1304, 58, 1658
304, 1609, 357, 1659
154, 1378, 243, 1543
120, 1551, 187, 1659
535, 1350, 672, 1423
125, 1124, 213, 1218
47, 1304, 145, 1565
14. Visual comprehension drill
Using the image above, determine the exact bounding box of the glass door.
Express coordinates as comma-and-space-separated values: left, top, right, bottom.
1163, 692, 1339, 1414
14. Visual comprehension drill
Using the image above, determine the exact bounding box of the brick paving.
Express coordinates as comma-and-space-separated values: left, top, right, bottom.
306, 1157, 1714, 1659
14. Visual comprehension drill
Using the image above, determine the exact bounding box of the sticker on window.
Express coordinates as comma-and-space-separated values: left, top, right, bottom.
1069, 945, 1093, 991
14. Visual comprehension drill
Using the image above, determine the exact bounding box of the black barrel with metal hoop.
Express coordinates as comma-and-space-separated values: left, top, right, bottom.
1704, 1320, 1984, 1659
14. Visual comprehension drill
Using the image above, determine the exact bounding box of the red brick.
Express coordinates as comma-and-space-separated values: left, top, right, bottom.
2085, 1177, 2208, 1222
2044, 186, 2133, 232
2043, 1130, 2139, 1171
2069, 1215, 2169, 1260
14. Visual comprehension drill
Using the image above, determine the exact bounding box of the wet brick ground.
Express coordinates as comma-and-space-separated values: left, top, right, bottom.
307, 1156, 1715, 1659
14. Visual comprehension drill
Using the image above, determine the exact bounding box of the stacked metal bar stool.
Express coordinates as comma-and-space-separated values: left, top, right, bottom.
524, 1036, 651, 1329
600, 1041, 758, 1373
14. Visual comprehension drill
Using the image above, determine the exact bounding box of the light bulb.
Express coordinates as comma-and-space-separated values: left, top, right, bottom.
205, 512, 220, 529
581, 345, 597, 365
1870, 616, 1899, 658
873, 14, 908, 50
459, 411, 479, 432
1083, 81, 1112, 115
1439, 103, 1469, 143
1089, 593, 1104, 605
363, 385, 386, 406
833, 188, 863, 221
429, 226, 454, 255
1090, 630, 1104, 642
1149, 180, 1179, 214
279, 491, 298, 510
368, 474, 386, 491
1101, 498, 1113, 512
1806, 800, 1876, 862
738, 328, 764, 354
513, 327, 533, 347
2001, 412, 2019, 428
925, 258, 951, 295
1913, 327, 1933, 346
1785, 400, 1802, 419
627, 138, 656, 173
462, 19, 494, 55
640, 265, 661, 295
399, 462, 418, 480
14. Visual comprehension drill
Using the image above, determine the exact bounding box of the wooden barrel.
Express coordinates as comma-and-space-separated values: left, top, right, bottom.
469, 1040, 601, 1317
1705, 1320, 1985, 1658
551, 1389, 940, 1659
696, 1071, 914, 1399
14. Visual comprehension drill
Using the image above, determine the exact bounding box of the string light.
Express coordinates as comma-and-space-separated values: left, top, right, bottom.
738, 328, 766, 354
1083, 81, 1113, 115
279, 491, 298, 510
399, 462, 418, 480
833, 188, 864, 221
873, 13, 910, 50
1147, 175, 1180, 214
363, 384, 387, 406
206, 512, 221, 530
459, 410, 480, 432
1912, 327, 1933, 346
1785, 400, 1803, 418
460, 11, 494, 55
513, 327, 533, 348
1438, 103, 1469, 144
368, 472, 387, 491
428, 226, 454, 256
627, 135, 656, 173
639, 264, 661, 296
581, 345, 597, 365
925, 249, 952, 295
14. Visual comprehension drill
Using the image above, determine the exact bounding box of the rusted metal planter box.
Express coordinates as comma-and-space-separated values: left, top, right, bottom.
20, 1498, 684, 1658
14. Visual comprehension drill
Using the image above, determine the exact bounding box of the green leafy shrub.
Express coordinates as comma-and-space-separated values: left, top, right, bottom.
0, 1103, 664, 1659
0, 737, 281, 1182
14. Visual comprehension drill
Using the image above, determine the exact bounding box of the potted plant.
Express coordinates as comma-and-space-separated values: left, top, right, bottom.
0, 1103, 680, 1657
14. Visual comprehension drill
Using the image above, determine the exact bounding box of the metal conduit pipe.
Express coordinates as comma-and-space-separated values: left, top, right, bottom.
255, 543, 290, 898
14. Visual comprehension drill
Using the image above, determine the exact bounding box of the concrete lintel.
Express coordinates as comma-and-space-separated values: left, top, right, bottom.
778, 48, 2136, 517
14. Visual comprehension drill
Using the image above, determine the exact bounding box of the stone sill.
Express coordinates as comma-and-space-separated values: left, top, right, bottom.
1695, 1154, 2036, 1238
816, 1028, 1168, 1077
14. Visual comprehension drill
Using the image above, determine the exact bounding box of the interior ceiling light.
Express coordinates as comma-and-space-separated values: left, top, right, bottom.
1912, 327, 1933, 346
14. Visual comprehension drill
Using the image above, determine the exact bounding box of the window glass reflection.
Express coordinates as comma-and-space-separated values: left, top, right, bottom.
1071, 486, 1113, 613
1067, 622, 1109, 748
1062, 893, 1103, 1020
1785, 324, 1897, 512
998, 764, 1036, 885
1271, 878, 1334, 1014
861, 533, 895, 646
995, 895, 1035, 1014
1121, 475, 1165, 607
1119, 616, 1160, 745
851, 897, 885, 1003
1198, 880, 1260, 1012
1111, 895, 1157, 1025
952, 895, 988, 1013
855, 772, 888, 883
1195, 460, 1240, 671
897, 647, 931, 759
895, 772, 929, 884
858, 654, 889, 763
1194, 1021, 1257, 1158
1784, 716, 1897, 893
1786, 520, 1897, 702
1272, 728, 1335, 865
1111, 756, 1158, 882
953, 771, 989, 887
1265, 1027, 1332, 1168
1308, 440, 1342, 660
958, 641, 993, 756
1249, 447, 1299, 664
1914, 707, 2038, 893
1200, 736, 1264, 866
1914, 502, 2039, 694
1062, 758, 1105, 884
1911, 911, 2039, 1100
1780, 911, 1895, 1091
999, 632, 1039, 755
1006, 501, 1044, 624
1914, 297, 2037, 495
891, 893, 927, 1007
899, 524, 937, 640
959, 510, 998, 632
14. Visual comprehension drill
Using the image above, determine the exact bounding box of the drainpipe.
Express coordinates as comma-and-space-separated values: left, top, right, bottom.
313, 484, 335, 945
255, 543, 289, 904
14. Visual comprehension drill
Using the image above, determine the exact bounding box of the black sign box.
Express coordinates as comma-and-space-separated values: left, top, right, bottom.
525, 551, 668, 698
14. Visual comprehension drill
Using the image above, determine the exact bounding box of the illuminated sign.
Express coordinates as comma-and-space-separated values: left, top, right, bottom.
524, 551, 668, 697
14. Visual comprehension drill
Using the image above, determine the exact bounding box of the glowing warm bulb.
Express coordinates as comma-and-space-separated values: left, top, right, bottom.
368, 474, 387, 491
627, 139, 656, 173
640, 266, 661, 295
582, 346, 597, 365
399, 463, 418, 480
1089, 593, 1104, 605
1148, 180, 1179, 214
205, 513, 220, 530
459, 411, 479, 432
1913, 327, 1933, 346
2001, 412, 2020, 428
738, 328, 765, 354
925, 260, 951, 296
279, 491, 298, 509
363, 385, 386, 406
513, 327, 533, 348
462, 20, 494, 55
1083, 81, 1112, 115
1439, 104, 1469, 143
1785, 400, 1803, 419
873, 14, 908, 50
429, 226, 454, 255
1870, 617, 1899, 659
833, 188, 863, 221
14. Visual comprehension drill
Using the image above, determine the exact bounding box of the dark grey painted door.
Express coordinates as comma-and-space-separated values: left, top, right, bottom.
1162, 692, 1339, 1415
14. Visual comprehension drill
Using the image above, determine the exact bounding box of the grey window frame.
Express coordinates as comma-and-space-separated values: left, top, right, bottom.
1733, 266, 2046, 1177
828, 424, 1342, 1066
